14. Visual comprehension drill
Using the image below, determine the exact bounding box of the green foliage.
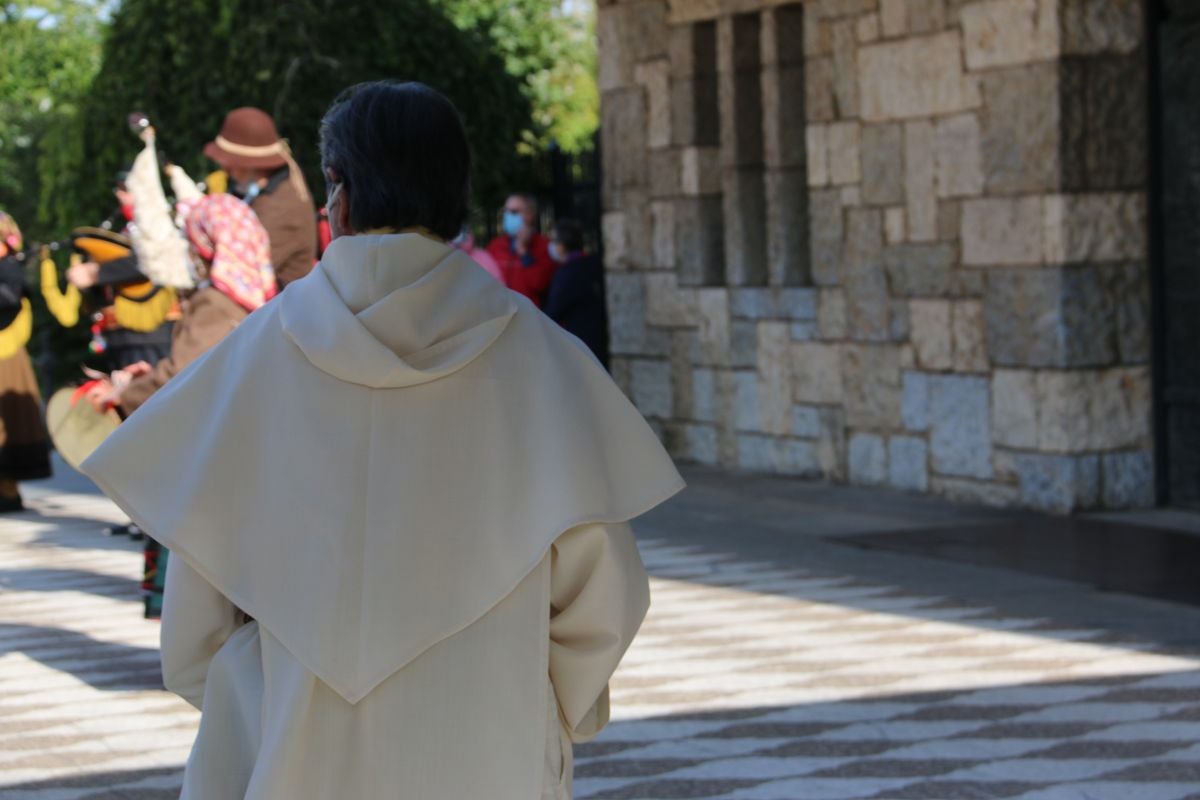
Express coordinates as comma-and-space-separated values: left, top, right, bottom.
443, 0, 598, 153
0, 1, 103, 241
46, 0, 532, 237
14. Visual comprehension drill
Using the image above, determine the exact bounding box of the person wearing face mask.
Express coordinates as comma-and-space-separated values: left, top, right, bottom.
543, 219, 609, 369
204, 107, 317, 288
486, 193, 558, 307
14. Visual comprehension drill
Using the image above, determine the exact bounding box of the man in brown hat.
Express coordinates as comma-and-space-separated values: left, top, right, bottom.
204, 107, 317, 288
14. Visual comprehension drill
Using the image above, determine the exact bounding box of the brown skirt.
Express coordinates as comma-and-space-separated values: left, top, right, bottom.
0, 348, 52, 481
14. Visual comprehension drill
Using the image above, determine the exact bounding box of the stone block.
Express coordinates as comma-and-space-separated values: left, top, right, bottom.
842, 208, 891, 342
627, 0, 668, 61
805, 57, 836, 123
962, 197, 1044, 266
907, 0, 948, 34
635, 58, 672, 150
938, 199, 963, 243
670, 330, 695, 419
1035, 367, 1151, 452
758, 322, 793, 435
602, 212, 627, 270
984, 266, 1120, 368
1014, 453, 1100, 513
597, 6, 632, 92
809, 189, 844, 287
952, 300, 988, 372
1060, 53, 1147, 192
842, 344, 903, 429
884, 243, 956, 297
692, 368, 716, 423
931, 477, 1022, 507
905, 121, 938, 242
890, 298, 911, 342
676, 196, 725, 287
929, 374, 993, 479
889, 436, 930, 491
792, 342, 844, 405
910, 299, 953, 370
1043, 193, 1146, 265
859, 32, 981, 122
818, 289, 847, 339
885, 208, 906, 244
857, 13, 880, 43
807, 125, 830, 188
1103, 263, 1150, 365
934, 113, 984, 199
766, 170, 812, 287
680, 147, 722, 196
738, 434, 822, 476
642, 272, 693, 327
792, 405, 824, 438
734, 369, 761, 432
601, 88, 648, 195
849, 433, 887, 485
695, 289, 732, 367
630, 359, 672, 419
790, 321, 817, 341
606, 273, 647, 355
729, 288, 816, 320
961, 0, 1059, 70
828, 122, 862, 185
1102, 450, 1155, 509
682, 424, 719, 465
831, 19, 859, 119
862, 124, 905, 206
648, 149, 680, 199
992, 369, 1038, 448
651, 201, 676, 269
731, 320, 758, 368
902, 370, 931, 432
881, 0, 907, 37
980, 63, 1061, 194
841, 185, 862, 208
1060, 0, 1143, 55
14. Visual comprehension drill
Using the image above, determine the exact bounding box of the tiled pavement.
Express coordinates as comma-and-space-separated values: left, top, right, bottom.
3, 483, 1200, 799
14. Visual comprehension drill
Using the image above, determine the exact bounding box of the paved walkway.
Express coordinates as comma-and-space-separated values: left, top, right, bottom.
3, 468, 1200, 799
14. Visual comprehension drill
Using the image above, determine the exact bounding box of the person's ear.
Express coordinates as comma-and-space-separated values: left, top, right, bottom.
333, 185, 352, 236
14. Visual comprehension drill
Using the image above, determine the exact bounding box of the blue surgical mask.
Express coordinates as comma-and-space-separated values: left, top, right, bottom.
502, 211, 524, 237
548, 242, 565, 263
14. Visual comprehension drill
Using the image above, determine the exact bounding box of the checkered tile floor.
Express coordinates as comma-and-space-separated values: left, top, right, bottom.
3, 489, 1200, 799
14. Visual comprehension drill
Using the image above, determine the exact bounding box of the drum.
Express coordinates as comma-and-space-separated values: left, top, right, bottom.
46, 385, 121, 469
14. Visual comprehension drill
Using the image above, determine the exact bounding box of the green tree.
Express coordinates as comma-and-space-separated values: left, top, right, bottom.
0, 1, 103, 241
45, 0, 532, 237
444, 0, 598, 153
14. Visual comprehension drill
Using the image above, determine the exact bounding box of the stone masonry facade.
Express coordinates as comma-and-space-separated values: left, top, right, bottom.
599, 0, 1151, 512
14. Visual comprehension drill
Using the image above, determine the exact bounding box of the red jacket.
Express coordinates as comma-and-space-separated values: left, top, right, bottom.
486, 233, 557, 307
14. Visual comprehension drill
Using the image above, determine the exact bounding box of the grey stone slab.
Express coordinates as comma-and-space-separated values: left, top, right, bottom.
929, 375, 993, 480
902, 371, 931, 433
844, 210, 891, 342
792, 405, 824, 438
843, 345, 903, 429
1060, 53, 1149, 192
849, 433, 887, 486
606, 273, 648, 355
1014, 453, 1101, 513
884, 244, 957, 298
1102, 450, 1155, 509
980, 63, 1061, 194
861, 123, 905, 206
889, 436, 930, 492
809, 189, 844, 287
676, 196, 726, 287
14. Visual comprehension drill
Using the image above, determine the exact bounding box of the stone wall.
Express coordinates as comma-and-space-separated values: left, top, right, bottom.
599, 0, 1152, 512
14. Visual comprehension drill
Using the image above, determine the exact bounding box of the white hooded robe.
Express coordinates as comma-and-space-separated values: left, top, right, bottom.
82, 233, 684, 799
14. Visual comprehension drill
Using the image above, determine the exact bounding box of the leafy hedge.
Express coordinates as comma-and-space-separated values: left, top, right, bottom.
45, 0, 532, 233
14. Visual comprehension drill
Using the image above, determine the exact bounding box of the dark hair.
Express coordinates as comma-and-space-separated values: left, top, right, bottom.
319, 81, 471, 240
553, 218, 584, 253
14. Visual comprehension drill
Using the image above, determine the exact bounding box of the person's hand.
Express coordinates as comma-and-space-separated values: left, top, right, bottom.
85, 379, 118, 413
67, 261, 101, 290
139, 124, 156, 144
123, 361, 153, 378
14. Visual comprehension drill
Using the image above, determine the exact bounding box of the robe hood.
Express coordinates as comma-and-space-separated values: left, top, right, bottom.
83, 233, 683, 704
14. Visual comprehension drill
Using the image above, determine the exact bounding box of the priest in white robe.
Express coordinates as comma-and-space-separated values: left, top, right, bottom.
82, 81, 684, 799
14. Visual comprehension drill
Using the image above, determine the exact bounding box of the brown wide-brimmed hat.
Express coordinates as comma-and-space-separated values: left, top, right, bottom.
203, 107, 289, 170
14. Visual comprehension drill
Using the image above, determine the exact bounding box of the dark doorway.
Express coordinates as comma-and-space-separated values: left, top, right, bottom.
1151, 0, 1200, 508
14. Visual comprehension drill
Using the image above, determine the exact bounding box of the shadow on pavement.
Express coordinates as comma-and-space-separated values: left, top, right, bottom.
0, 623, 162, 692
0, 566, 139, 599
0, 766, 181, 799
575, 670, 1200, 799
